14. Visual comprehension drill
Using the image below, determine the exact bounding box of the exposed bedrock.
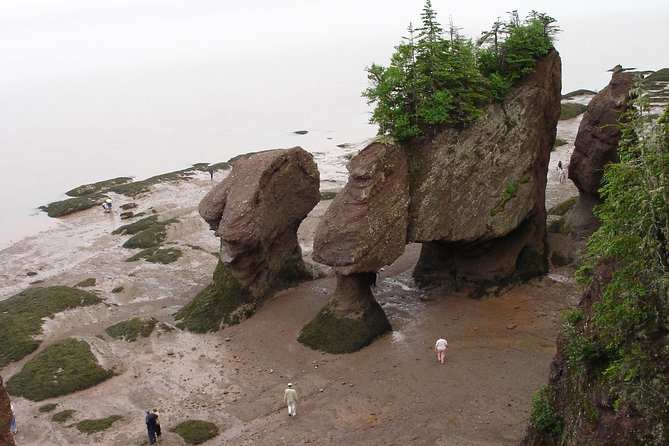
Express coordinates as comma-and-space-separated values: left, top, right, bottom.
0, 376, 15, 446
186, 147, 319, 331
407, 49, 561, 286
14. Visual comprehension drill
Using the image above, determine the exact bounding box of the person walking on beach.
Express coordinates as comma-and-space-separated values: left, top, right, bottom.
102, 198, 112, 213
145, 409, 158, 444
284, 383, 298, 417
207, 166, 214, 179
435, 337, 448, 364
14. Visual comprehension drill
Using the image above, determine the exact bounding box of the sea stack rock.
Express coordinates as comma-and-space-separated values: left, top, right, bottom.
0, 376, 16, 446
179, 147, 320, 332
407, 49, 561, 286
301, 143, 409, 353
301, 50, 561, 353
566, 69, 635, 236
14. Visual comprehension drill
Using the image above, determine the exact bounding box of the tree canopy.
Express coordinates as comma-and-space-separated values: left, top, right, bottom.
363, 2, 558, 140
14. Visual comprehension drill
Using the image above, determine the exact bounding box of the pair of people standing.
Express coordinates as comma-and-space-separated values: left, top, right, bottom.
145, 409, 161, 444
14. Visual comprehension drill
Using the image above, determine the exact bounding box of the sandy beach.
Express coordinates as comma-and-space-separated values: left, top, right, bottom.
0, 106, 585, 445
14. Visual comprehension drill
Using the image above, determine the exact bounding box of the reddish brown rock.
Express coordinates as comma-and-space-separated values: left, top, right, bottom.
0, 376, 15, 446
569, 70, 635, 195
313, 142, 410, 275
407, 50, 561, 284
199, 146, 320, 300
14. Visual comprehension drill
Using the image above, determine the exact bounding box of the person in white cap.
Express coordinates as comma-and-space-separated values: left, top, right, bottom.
435, 337, 448, 364
102, 198, 113, 213
284, 383, 298, 417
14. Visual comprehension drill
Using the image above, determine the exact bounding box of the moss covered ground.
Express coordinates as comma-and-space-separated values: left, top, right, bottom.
548, 196, 578, 216
74, 278, 96, 288
0, 286, 102, 368
298, 301, 391, 354
6, 338, 116, 401
75, 415, 123, 434
174, 261, 253, 333
51, 410, 76, 423
39, 196, 104, 217
38, 403, 58, 413
121, 218, 178, 249
559, 102, 588, 120
65, 177, 132, 197
111, 215, 159, 236
125, 246, 183, 264
105, 317, 157, 342
169, 420, 219, 445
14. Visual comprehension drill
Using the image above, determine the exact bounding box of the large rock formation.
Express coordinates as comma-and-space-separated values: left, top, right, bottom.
408, 49, 561, 286
303, 50, 561, 352
569, 70, 635, 195
177, 147, 320, 332
0, 376, 15, 446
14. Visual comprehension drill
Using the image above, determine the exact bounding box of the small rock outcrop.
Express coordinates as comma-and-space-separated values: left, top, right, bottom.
569, 70, 635, 195
179, 147, 320, 332
0, 376, 15, 446
303, 50, 561, 352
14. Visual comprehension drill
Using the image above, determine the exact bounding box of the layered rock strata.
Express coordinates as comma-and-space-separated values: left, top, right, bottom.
185, 147, 319, 330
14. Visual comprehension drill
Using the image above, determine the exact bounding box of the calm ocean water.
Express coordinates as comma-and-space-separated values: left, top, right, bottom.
1, 0, 667, 250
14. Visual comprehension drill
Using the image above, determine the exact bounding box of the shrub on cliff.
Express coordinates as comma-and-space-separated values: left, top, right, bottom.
550, 94, 669, 442
363, 2, 557, 140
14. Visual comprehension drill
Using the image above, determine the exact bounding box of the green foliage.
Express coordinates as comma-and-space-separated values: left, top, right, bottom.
38, 403, 59, 413
559, 102, 588, 120
363, 4, 556, 140
125, 246, 183, 264
298, 301, 391, 354
530, 384, 564, 438
51, 410, 76, 423
562, 309, 583, 325
169, 420, 220, 445
490, 184, 517, 216
174, 261, 254, 333
75, 415, 123, 434
570, 91, 669, 434
0, 286, 102, 368
6, 338, 115, 401
105, 318, 157, 342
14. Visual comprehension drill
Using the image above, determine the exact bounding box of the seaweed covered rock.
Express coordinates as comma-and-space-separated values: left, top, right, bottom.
298, 273, 391, 354
0, 376, 15, 446
193, 147, 319, 329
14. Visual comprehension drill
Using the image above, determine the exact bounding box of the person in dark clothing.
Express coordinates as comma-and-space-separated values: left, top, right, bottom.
145, 410, 158, 444
207, 166, 214, 179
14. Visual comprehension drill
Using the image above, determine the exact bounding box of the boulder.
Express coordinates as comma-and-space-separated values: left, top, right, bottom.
186, 147, 319, 330
0, 376, 15, 446
569, 70, 635, 195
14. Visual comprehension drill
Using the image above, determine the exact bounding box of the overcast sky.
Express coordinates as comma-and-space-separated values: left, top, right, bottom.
1, 0, 667, 92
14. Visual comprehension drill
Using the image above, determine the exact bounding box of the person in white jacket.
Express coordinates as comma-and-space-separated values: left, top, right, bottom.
435, 337, 448, 364
284, 383, 298, 417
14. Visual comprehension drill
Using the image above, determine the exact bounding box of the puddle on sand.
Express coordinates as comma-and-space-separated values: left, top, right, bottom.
374, 270, 426, 345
